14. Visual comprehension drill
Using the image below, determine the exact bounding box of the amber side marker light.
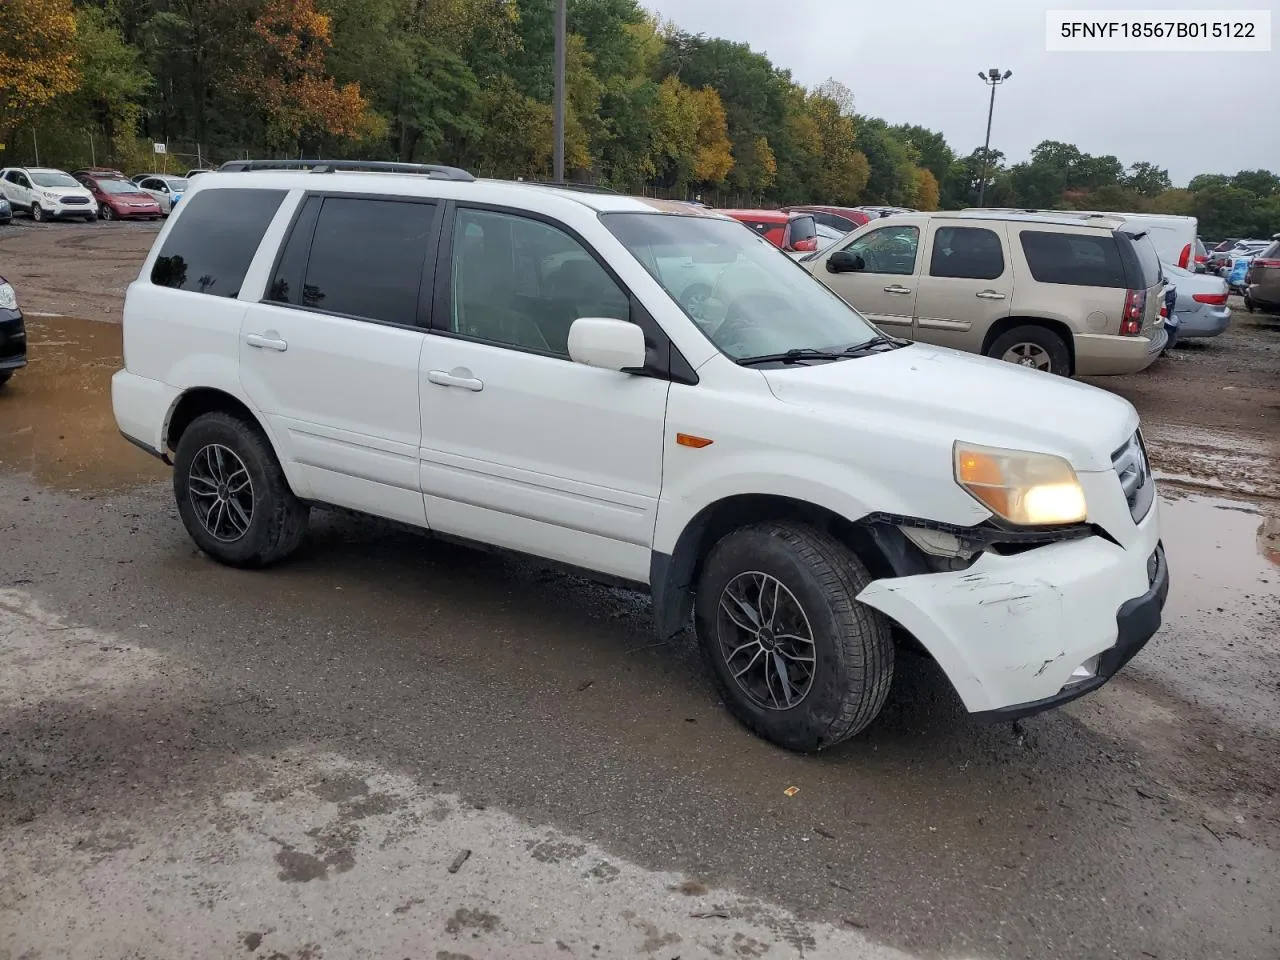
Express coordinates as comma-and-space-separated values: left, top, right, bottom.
676, 433, 713, 448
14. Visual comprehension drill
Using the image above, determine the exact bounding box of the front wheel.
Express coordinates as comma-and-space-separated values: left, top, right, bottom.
986, 325, 1071, 375
101, 206, 115, 221
30, 204, 44, 223
695, 522, 894, 752
172, 412, 309, 568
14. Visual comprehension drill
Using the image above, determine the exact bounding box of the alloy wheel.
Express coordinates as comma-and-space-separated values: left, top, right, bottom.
187, 443, 255, 542
716, 571, 817, 710
1001, 342, 1053, 371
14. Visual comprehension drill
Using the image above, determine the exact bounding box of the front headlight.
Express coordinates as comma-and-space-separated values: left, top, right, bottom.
0, 282, 17, 310
954, 442, 1087, 526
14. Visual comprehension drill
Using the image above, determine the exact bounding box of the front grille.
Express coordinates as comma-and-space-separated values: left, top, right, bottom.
61, 196, 90, 205
1112, 430, 1154, 523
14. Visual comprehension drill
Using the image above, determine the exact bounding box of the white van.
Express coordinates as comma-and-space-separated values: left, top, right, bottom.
967, 209, 1200, 270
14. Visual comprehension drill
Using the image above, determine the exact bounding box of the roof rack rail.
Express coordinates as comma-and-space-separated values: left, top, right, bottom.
520, 178, 619, 195
217, 159, 475, 182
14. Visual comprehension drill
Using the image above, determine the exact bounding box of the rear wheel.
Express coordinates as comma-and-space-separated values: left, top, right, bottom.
987, 324, 1071, 376
172, 412, 309, 568
0, 371, 12, 388
694, 522, 894, 752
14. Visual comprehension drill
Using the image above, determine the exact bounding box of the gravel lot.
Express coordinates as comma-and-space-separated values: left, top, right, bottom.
1, 220, 1278, 960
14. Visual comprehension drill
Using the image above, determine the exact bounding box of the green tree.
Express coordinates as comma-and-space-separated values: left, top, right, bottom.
1188, 173, 1230, 192
856, 117, 914, 205
891, 123, 955, 188
1230, 169, 1279, 197
1123, 161, 1172, 197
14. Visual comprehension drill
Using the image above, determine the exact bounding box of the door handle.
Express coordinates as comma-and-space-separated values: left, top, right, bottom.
976, 290, 1007, 300
427, 369, 484, 392
245, 333, 288, 352
883, 284, 912, 294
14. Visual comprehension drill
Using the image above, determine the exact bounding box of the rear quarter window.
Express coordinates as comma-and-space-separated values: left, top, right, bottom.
1126, 231, 1164, 288
788, 216, 817, 242
151, 188, 287, 297
1018, 230, 1127, 288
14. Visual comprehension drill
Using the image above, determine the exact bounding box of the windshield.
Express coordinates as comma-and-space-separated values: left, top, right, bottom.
31, 171, 79, 188
164, 178, 189, 191
98, 179, 140, 194
601, 212, 879, 361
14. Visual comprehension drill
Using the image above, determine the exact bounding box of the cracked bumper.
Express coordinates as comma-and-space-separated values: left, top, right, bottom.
857, 500, 1164, 714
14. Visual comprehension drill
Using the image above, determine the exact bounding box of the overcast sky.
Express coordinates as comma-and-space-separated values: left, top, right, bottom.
644, 0, 1278, 185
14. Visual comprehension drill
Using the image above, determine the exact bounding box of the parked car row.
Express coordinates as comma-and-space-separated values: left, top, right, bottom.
0, 165, 199, 222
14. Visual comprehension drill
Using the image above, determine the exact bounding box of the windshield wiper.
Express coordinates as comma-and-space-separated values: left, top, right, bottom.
844, 333, 907, 354
736, 348, 849, 366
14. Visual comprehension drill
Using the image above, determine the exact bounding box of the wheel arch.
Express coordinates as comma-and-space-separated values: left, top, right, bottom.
981, 315, 1076, 374
650, 493, 931, 641
165, 387, 264, 455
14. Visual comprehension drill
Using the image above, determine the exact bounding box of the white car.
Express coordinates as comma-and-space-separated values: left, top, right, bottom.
111, 160, 1168, 752
0, 167, 98, 222
135, 175, 189, 215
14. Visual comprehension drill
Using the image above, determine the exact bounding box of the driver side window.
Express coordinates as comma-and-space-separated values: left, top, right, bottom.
841, 226, 920, 276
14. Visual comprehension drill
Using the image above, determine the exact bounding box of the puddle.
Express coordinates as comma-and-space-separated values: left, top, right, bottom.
1158, 494, 1279, 618
0, 316, 170, 493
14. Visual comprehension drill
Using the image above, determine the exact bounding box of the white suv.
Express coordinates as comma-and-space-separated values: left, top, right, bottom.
112, 160, 1169, 751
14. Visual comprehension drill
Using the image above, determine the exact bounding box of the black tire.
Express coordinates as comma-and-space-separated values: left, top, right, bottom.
30, 203, 44, 223
986, 324, 1071, 375
172, 411, 309, 568
694, 522, 894, 752
0, 371, 12, 388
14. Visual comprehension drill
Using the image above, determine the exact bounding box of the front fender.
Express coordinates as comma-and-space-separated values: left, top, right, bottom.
652, 449, 988, 555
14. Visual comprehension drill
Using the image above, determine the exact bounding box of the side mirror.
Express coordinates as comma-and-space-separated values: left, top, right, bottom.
826, 251, 865, 274
567, 317, 646, 373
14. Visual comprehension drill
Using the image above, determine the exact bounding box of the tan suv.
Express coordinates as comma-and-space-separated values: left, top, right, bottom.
803, 211, 1168, 376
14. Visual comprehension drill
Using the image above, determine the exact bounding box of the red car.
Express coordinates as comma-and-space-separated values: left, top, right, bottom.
781, 205, 872, 234
74, 173, 163, 221
720, 209, 818, 254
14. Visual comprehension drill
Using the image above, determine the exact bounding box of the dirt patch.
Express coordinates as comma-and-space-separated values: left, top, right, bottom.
0, 220, 160, 320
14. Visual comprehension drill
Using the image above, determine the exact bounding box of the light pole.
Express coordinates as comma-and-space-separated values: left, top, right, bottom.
976, 68, 1011, 207
553, 0, 566, 181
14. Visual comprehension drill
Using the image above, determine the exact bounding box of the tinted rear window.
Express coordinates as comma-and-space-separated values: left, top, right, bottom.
151, 188, 286, 296
1019, 230, 1127, 288
789, 216, 817, 242
930, 226, 1005, 280
296, 196, 437, 325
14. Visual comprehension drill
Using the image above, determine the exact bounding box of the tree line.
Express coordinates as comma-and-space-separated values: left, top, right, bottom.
2, 0, 1277, 240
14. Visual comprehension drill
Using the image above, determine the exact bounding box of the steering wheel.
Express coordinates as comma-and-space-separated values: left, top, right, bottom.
854, 247, 884, 272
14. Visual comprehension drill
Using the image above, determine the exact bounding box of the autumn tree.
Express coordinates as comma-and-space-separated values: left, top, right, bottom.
805, 86, 868, 203
911, 167, 940, 210
0, 0, 79, 143
243, 0, 377, 149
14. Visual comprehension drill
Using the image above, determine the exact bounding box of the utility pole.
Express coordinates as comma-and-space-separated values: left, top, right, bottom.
976, 68, 1012, 207
553, 0, 566, 181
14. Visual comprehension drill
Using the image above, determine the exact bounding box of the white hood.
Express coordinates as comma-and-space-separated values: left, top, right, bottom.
761, 343, 1138, 472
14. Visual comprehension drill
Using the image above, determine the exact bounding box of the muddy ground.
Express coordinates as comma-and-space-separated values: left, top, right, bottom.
1, 220, 1278, 960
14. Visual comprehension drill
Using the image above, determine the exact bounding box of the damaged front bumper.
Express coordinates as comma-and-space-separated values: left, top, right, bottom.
857, 499, 1166, 716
